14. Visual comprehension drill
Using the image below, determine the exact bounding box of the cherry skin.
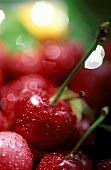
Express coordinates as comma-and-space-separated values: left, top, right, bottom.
0, 110, 9, 132
104, 36, 111, 61
0, 74, 55, 125
55, 116, 96, 158
64, 116, 96, 155
0, 131, 33, 170
0, 69, 4, 88
39, 39, 85, 85
96, 158, 111, 170
12, 89, 77, 150
4, 49, 42, 82
36, 151, 94, 170
68, 61, 109, 112
36, 152, 84, 170
73, 151, 94, 170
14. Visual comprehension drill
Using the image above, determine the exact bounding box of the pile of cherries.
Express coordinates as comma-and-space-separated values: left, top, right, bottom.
0, 32, 111, 170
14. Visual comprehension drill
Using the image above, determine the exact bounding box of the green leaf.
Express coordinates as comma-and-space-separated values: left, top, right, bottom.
69, 98, 94, 121
51, 87, 95, 121
59, 87, 78, 101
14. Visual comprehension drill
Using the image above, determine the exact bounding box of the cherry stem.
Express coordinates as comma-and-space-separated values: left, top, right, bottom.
51, 21, 109, 104
66, 106, 109, 158
99, 124, 111, 132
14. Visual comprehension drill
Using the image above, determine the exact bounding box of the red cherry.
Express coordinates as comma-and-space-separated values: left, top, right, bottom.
0, 110, 9, 131
73, 151, 94, 170
0, 41, 15, 83
4, 49, 42, 82
39, 40, 85, 85
104, 36, 111, 61
56, 117, 96, 156
72, 117, 96, 153
96, 158, 111, 170
0, 131, 33, 170
57, 150, 93, 170
68, 61, 109, 112
12, 90, 77, 150
0, 74, 55, 124
36, 152, 84, 170
0, 69, 4, 88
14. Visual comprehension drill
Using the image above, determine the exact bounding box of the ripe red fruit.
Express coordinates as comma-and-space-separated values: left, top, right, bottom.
0, 74, 55, 124
96, 158, 111, 170
12, 90, 77, 150
0, 131, 33, 170
71, 117, 96, 153
36, 152, 84, 170
68, 61, 109, 112
73, 151, 94, 170
36, 151, 94, 170
4, 49, 42, 82
0, 69, 4, 88
39, 40, 85, 85
55, 117, 96, 160
104, 36, 111, 61
0, 40, 15, 83
0, 110, 9, 131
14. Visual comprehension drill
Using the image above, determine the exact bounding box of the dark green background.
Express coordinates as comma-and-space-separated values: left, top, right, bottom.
84, 0, 111, 24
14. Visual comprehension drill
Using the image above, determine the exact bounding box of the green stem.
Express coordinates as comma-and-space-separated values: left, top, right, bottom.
66, 106, 109, 158
51, 40, 97, 104
99, 124, 111, 133
51, 21, 109, 104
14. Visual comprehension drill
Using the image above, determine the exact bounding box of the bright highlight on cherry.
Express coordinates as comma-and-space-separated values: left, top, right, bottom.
84, 45, 105, 69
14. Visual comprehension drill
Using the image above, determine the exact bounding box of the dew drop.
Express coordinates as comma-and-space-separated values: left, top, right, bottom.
32, 118, 36, 121
2, 153, 5, 157
15, 163, 18, 167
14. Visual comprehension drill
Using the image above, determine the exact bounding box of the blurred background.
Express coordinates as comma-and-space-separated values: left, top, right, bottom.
0, 0, 110, 52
